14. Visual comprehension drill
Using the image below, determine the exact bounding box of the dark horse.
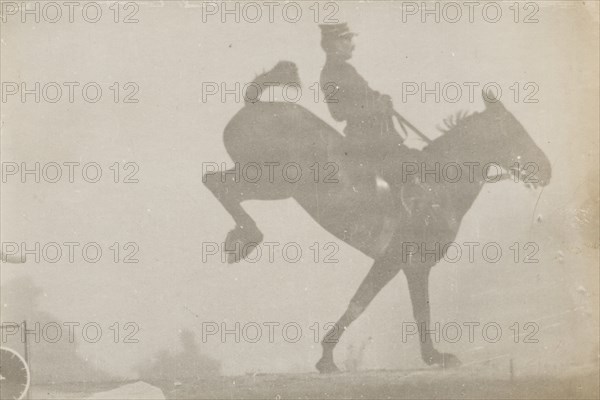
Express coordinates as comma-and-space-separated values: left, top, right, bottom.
203, 62, 552, 373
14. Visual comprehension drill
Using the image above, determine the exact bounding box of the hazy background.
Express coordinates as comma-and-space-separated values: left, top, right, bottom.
1, 1, 598, 382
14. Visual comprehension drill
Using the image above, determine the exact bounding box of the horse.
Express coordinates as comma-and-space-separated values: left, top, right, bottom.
202, 61, 552, 373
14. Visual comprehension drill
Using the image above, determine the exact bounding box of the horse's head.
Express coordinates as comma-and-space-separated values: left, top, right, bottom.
481, 90, 551, 188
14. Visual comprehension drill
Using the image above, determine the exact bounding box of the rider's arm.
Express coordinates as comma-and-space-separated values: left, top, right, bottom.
321, 63, 393, 122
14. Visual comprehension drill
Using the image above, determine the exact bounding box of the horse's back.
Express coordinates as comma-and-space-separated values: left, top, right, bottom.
221, 101, 402, 258
223, 102, 342, 164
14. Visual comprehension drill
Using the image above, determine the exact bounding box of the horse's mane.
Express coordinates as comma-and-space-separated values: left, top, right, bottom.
437, 110, 474, 134
425, 110, 483, 155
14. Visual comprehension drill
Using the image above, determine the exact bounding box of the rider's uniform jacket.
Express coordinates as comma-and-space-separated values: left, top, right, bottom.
320, 56, 396, 149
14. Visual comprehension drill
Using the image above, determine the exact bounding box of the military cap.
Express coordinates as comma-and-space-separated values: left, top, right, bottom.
319, 23, 357, 41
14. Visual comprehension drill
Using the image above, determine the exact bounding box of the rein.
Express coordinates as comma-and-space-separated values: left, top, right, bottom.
393, 111, 433, 145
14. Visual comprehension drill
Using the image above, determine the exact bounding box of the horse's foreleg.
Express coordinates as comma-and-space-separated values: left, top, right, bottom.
404, 266, 461, 368
316, 258, 401, 373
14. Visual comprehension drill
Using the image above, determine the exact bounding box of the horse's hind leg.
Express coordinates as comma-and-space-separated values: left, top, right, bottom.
204, 168, 259, 227
404, 266, 461, 368
316, 257, 401, 373
203, 168, 291, 263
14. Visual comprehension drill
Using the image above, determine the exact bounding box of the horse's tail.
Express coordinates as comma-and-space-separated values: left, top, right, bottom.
243, 60, 301, 104
243, 73, 262, 104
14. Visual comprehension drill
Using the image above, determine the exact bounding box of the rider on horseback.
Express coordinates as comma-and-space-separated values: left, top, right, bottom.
319, 23, 405, 189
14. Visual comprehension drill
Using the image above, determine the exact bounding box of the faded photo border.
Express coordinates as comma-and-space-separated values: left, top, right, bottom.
1, 1, 598, 399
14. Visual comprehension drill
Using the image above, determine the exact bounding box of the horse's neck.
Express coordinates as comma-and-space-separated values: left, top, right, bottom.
426, 114, 492, 216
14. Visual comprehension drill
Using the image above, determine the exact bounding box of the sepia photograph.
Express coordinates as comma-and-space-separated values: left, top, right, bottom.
1, 1, 598, 399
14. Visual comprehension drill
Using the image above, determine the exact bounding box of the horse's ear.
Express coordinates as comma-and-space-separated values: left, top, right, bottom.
482, 89, 505, 110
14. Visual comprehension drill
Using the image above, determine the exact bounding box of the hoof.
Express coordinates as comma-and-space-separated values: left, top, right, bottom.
224, 224, 263, 264
424, 351, 462, 368
316, 358, 341, 374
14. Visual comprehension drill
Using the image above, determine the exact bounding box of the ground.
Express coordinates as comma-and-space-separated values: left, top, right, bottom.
28, 364, 599, 399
